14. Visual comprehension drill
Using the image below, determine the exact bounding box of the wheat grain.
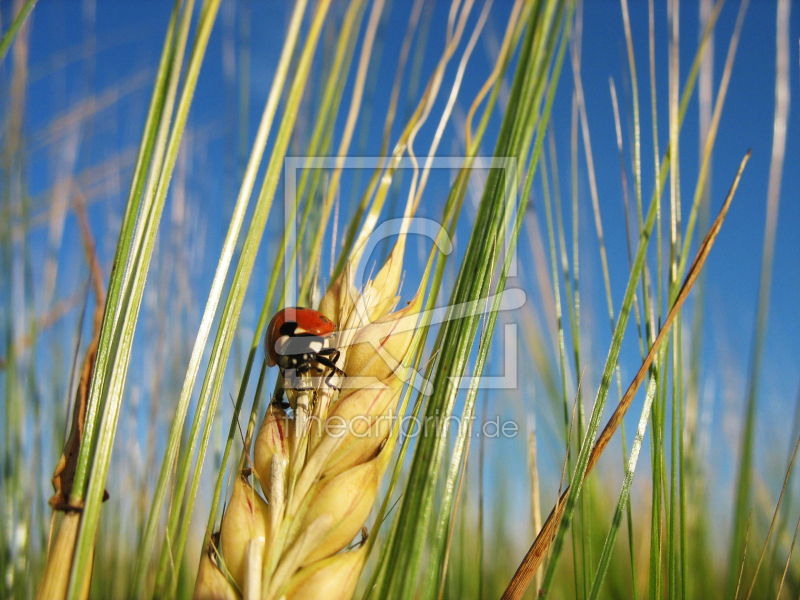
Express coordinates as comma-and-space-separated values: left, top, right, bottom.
194, 241, 418, 600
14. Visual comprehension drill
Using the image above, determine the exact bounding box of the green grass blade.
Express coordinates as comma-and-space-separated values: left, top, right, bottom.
151, 2, 333, 594
68, 0, 184, 508
727, 0, 789, 591
427, 19, 572, 591
378, 3, 572, 597
364, 6, 530, 592
588, 375, 657, 600
0, 0, 38, 63
199, 0, 367, 551
513, 151, 749, 600
66, 1, 222, 597
539, 149, 663, 600
129, 2, 309, 595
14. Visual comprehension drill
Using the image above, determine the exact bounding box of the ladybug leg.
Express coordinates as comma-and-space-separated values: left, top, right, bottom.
272, 377, 293, 409
315, 356, 345, 379
325, 373, 341, 392
314, 353, 346, 391
323, 348, 340, 363
316, 349, 346, 378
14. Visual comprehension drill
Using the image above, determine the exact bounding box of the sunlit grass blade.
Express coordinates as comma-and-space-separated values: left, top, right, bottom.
149, 2, 333, 596
34, 0, 193, 596
587, 375, 657, 600
502, 152, 750, 600
684, 0, 716, 578
65, 2, 224, 598
734, 514, 752, 600
608, 76, 641, 600
425, 11, 573, 588
0, 0, 38, 63
198, 0, 368, 563
363, 4, 532, 594
129, 2, 310, 596
378, 3, 573, 598
743, 431, 800, 599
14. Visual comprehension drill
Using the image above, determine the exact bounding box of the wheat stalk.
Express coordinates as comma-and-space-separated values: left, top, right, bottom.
193, 239, 419, 600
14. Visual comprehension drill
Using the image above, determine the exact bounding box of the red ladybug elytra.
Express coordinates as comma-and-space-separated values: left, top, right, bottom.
265, 307, 344, 389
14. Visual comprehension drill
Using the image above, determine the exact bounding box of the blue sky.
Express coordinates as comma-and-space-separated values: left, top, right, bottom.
8, 0, 800, 553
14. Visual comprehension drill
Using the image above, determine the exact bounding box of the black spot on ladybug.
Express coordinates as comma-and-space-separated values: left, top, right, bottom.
279, 322, 298, 336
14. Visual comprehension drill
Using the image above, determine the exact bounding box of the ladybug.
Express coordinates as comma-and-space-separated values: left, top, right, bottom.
265, 307, 344, 391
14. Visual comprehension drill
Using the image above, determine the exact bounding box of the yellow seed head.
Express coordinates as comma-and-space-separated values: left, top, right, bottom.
343, 292, 421, 384
254, 404, 291, 493
285, 546, 367, 600
219, 477, 269, 591
197, 232, 414, 600
319, 376, 402, 477
318, 266, 357, 326
192, 550, 240, 600
297, 457, 380, 566
360, 237, 405, 321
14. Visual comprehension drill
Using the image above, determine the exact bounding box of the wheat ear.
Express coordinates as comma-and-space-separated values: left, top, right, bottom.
194, 241, 418, 600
